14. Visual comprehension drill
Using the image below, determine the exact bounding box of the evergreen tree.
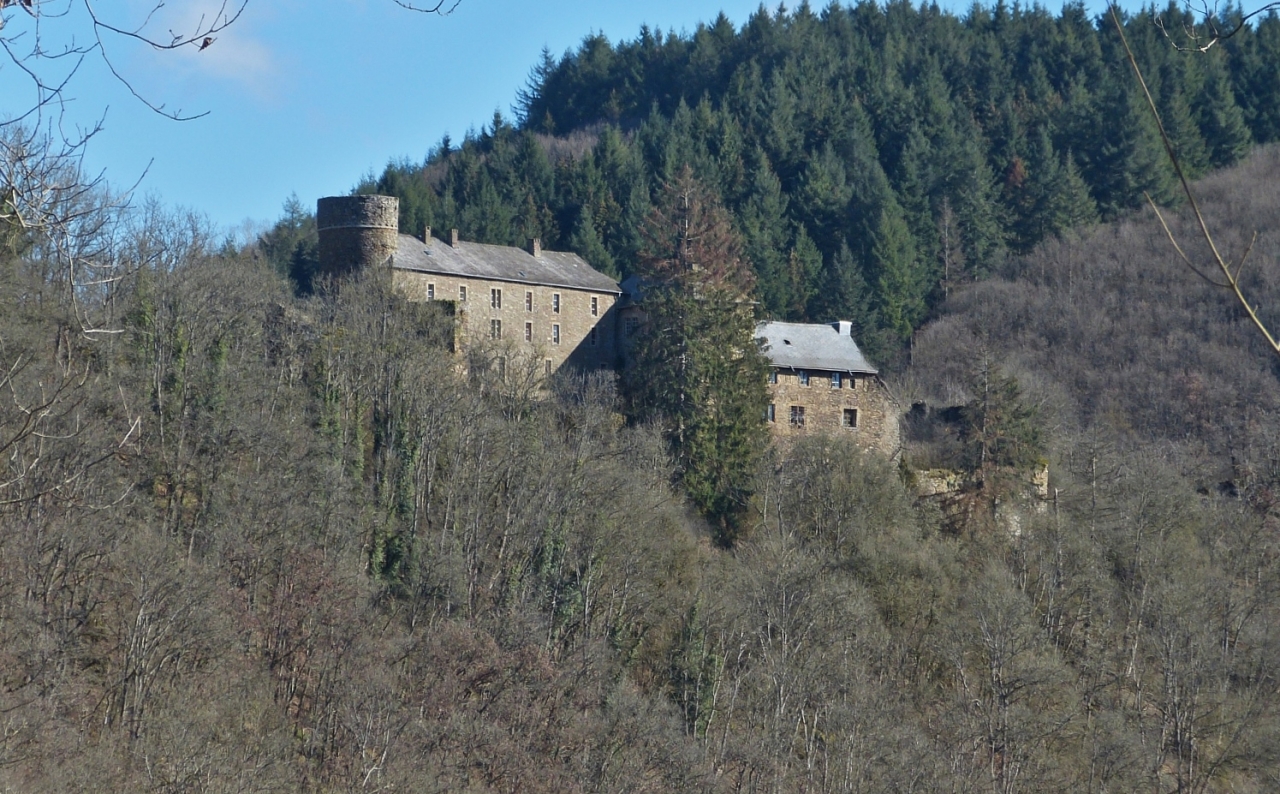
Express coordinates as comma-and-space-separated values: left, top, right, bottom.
1193, 53, 1252, 169
1156, 65, 1211, 179
872, 198, 926, 341
784, 224, 823, 320
738, 152, 792, 317
959, 358, 1047, 505
1084, 80, 1178, 218
623, 166, 769, 541
568, 203, 616, 277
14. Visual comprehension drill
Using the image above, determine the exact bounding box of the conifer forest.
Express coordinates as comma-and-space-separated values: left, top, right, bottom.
3, 2, 1280, 792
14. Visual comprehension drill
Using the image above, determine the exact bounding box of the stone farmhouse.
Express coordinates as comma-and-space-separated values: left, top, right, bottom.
758, 321, 900, 456
317, 194, 900, 453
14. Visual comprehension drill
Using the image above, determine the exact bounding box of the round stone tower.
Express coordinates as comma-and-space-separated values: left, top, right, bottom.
316, 195, 399, 276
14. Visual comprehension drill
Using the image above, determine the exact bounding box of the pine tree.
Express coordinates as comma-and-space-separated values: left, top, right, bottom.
959, 358, 1046, 503
623, 166, 769, 541
872, 198, 926, 341
738, 151, 791, 317
1193, 53, 1252, 169
568, 203, 616, 277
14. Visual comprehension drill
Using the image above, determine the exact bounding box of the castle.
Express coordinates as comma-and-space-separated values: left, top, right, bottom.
317, 194, 900, 455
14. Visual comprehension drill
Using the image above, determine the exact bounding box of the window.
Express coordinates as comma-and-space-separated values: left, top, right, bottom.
768, 370, 778, 384
459, 285, 467, 301
497, 357, 506, 378
490, 319, 502, 339
842, 409, 858, 428
524, 322, 533, 342
426, 283, 435, 300
552, 293, 561, 313
798, 371, 809, 386
766, 404, 776, 423
589, 327, 597, 346
544, 359, 552, 376
552, 324, 560, 344
831, 372, 842, 389
525, 291, 533, 311
590, 296, 598, 316
491, 288, 502, 309
624, 316, 641, 337
790, 406, 805, 426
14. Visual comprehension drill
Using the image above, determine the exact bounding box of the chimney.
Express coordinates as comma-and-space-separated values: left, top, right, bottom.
450, 228, 459, 248
530, 237, 541, 258
423, 225, 432, 245
834, 320, 853, 337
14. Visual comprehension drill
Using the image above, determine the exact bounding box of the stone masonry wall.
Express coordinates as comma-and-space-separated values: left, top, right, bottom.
394, 269, 619, 375
767, 369, 901, 456
317, 196, 399, 277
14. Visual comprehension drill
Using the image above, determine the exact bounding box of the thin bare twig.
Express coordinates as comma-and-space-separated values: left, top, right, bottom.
394, 0, 463, 13
1154, 0, 1280, 52
1109, 3, 1280, 357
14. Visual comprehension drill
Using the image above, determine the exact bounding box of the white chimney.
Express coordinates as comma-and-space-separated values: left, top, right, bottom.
450, 228, 459, 248
834, 320, 853, 337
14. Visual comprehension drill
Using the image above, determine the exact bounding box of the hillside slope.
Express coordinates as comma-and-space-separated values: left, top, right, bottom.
909, 143, 1280, 491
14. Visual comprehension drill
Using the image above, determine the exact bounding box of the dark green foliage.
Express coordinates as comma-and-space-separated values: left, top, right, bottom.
351, 2, 1274, 354
959, 359, 1047, 484
623, 169, 769, 540
257, 194, 319, 293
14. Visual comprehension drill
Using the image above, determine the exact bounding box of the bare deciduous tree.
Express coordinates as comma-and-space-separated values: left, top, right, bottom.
1110, 2, 1280, 358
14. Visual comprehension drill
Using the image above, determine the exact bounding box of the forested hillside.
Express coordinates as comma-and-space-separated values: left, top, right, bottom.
4, 131, 1280, 791
336, 0, 1280, 360
909, 143, 1280, 481
5, 2, 1280, 792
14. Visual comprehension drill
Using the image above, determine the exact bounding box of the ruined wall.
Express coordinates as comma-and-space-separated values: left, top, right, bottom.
766, 370, 901, 456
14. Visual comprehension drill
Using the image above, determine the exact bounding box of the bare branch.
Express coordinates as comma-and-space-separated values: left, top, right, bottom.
1154, 0, 1280, 52
1109, 3, 1280, 358
394, 0, 463, 14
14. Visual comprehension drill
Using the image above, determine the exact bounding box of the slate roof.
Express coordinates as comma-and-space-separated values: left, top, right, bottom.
391, 233, 620, 293
757, 321, 878, 375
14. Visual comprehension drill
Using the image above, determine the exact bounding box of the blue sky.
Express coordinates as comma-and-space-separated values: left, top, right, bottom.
2, 0, 1120, 236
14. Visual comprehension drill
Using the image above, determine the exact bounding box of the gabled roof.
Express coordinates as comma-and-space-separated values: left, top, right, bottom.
757, 321, 878, 375
391, 233, 620, 293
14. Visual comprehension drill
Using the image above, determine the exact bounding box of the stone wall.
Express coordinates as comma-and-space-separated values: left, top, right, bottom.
393, 269, 620, 375
317, 196, 399, 277
766, 369, 901, 456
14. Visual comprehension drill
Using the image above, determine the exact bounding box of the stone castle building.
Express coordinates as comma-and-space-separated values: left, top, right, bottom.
758, 321, 900, 456
318, 194, 622, 376
317, 194, 899, 453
